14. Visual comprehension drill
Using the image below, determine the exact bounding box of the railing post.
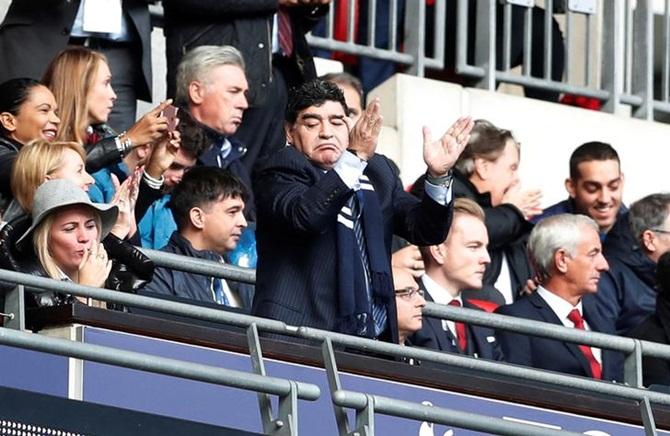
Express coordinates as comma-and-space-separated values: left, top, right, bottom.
473, 0, 496, 90
403, 0, 426, 76
631, 0, 654, 120
640, 397, 659, 436
4, 284, 25, 331
322, 338, 351, 436
247, 323, 275, 434
276, 380, 299, 436
625, 339, 644, 387
601, 0, 626, 114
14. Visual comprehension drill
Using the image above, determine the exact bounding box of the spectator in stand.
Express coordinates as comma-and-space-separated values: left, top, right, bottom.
144, 166, 252, 309
495, 214, 623, 381
411, 198, 502, 360
43, 46, 181, 224
252, 79, 472, 341
628, 251, 670, 388
163, 0, 330, 177
174, 45, 256, 219
533, 142, 625, 239
14, 180, 119, 307
596, 193, 670, 334
138, 112, 209, 250
0, 0, 153, 132
412, 119, 540, 304
393, 266, 426, 346
0, 78, 60, 216
321, 72, 428, 279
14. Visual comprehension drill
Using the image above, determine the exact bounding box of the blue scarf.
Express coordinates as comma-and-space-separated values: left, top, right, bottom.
335, 175, 393, 338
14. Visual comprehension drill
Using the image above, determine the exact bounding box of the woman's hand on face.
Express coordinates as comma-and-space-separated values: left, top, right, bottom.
78, 242, 112, 288
125, 100, 172, 147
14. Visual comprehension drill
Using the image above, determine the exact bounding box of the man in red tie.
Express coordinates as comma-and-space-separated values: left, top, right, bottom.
410, 198, 502, 361
495, 214, 624, 381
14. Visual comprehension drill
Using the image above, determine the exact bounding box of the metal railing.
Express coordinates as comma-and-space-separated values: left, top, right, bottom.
1, 266, 669, 435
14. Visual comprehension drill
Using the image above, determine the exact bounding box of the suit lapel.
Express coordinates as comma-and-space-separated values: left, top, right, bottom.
420, 281, 460, 353
530, 292, 594, 377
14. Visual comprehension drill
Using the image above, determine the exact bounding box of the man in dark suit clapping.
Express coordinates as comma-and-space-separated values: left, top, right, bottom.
252, 79, 473, 342
495, 214, 623, 381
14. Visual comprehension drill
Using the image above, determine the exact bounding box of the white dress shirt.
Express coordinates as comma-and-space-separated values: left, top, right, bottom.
421, 274, 461, 340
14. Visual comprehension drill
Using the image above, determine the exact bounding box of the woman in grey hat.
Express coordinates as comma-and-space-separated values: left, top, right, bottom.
15, 179, 134, 306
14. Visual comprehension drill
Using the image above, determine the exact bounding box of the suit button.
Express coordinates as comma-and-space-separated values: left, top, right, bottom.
258, 42, 265, 49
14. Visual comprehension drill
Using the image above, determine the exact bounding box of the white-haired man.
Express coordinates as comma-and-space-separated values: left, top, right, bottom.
495, 214, 623, 381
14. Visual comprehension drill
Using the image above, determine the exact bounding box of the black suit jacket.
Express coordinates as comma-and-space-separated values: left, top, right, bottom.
495, 292, 624, 381
252, 147, 453, 342
0, 0, 152, 100
410, 280, 503, 361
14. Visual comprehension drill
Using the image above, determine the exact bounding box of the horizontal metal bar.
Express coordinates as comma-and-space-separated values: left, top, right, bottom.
296, 325, 670, 406
306, 35, 415, 64
424, 303, 636, 353
139, 247, 256, 284
0, 326, 319, 401
0, 269, 290, 334
333, 390, 583, 436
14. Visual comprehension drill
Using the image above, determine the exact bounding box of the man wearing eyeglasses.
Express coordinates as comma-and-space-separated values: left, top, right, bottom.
410, 198, 502, 360
393, 267, 427, 346
596, 193, 670, 334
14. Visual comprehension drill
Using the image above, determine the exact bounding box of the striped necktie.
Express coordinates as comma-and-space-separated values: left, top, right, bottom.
350, 191, 387, 336
212, 276, 230, 306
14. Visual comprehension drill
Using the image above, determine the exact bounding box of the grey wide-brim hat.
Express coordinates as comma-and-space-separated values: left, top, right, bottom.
16, 179, 119, 250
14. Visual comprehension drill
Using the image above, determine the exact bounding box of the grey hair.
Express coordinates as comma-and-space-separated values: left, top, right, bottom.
629, 193, 670, 240
528, 214, 599, 280
175, 45, 246, 106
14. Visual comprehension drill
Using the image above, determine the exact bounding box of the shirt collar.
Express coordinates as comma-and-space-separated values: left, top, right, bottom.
536, 286, 583, 321
420, 274, 461, 305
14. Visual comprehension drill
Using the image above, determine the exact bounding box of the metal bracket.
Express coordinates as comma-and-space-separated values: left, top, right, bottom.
247, 323, 293, 435
624, 339, 644, 388
276, 380, 299, 436
640, 397, 658, 436
4, 284, 25, 331
322, 338, 351, 436
353, 394, 375, 436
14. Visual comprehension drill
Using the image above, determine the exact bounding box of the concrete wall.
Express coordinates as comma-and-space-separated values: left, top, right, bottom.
370, 73, 670, 208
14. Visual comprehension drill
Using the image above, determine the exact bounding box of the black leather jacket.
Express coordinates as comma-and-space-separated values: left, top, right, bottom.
0, 213, 155, 308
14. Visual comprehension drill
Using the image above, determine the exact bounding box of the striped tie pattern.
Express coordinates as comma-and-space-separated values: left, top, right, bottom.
278, 8, 294, 57
212, 276, 230, 306
350, 189, 387, 337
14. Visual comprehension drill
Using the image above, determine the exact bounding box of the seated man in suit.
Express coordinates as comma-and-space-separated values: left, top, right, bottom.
144, 166, 252, 310
495, 214, 623, 381
252, 79, 473, 341
393, 267, 427, 346
411, 198, 502, 360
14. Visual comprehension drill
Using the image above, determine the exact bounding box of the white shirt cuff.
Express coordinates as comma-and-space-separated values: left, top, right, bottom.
333, 151, 368, 189
424, 179, 452, 206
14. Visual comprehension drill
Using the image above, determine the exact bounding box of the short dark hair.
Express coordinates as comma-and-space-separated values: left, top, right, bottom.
176, 108, 209, 159
569, 141, 620, 180
0, 78, 43, 135
169, 166, 247, 231
285, 80, 348, 124
320, 71, 365, 108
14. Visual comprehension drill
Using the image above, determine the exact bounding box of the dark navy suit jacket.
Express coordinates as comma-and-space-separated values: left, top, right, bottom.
410, 280, 503, 361
252, 147, 453, 342
495, 291, 624, 381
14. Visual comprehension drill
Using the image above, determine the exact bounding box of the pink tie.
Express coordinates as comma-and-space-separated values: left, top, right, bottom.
278, 9, 294, 57
567, 309, 602, 380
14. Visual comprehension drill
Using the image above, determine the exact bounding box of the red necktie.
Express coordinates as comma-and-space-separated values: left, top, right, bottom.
567, 309, 602, 380
448, 300, 468, 352
278, 8, 294, 57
